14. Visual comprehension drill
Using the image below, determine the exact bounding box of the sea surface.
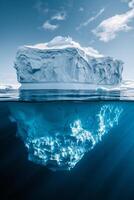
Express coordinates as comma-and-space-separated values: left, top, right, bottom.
1, 84, 134, 200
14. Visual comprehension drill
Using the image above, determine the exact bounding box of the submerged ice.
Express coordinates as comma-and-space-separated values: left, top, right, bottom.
9, 102, 123, 171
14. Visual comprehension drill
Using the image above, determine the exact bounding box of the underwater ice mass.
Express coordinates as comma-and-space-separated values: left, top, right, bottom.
9, 102, 123, 170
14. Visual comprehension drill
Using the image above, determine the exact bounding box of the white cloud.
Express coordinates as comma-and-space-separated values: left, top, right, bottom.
128, 0, 134, 8
36, 1, 67, 31
42, 21, 59, 31
42, 10, 66, 31
51, 11, 66, 21
93, 8, 134, 42
76, 8, 105, 30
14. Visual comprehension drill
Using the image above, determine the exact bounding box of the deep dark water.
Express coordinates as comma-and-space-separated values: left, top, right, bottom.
1, 101, 134, 200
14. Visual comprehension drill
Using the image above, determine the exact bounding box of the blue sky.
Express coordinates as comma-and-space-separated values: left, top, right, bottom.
0, 0, 134, 83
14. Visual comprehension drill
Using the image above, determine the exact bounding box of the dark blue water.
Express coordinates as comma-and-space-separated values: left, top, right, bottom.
1, 88, 134, 200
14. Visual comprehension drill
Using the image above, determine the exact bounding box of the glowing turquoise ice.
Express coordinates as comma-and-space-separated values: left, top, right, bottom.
9, 102, 123, 171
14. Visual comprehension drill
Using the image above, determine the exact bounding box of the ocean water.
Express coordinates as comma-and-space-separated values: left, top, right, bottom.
1, 87, 134, 200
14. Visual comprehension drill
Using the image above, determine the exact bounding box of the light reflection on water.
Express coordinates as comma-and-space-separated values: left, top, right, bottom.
1, 87, 134, 101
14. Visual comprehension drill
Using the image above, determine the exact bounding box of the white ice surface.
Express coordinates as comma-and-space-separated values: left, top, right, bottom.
14, 36, 123, 87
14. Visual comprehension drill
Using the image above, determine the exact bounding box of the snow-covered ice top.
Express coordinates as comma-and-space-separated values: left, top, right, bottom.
14, 36, 123, 86
26, 36, 103, 58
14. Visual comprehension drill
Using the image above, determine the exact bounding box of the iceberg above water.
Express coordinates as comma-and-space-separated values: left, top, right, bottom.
14, 36, 123, 87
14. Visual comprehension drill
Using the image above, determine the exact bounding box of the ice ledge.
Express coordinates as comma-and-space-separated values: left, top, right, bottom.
20, 83, 121, 90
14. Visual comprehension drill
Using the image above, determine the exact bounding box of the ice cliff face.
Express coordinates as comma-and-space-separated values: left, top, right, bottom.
14, 36, 123, 85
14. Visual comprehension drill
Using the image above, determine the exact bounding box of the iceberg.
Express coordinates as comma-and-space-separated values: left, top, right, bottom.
14, 36, 123, 88
0, 84, 19, 94
7, 36, 124, 171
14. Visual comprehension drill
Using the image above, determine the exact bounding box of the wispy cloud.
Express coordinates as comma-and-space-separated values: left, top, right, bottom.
93, 5, 134, 42
76, 8, 105, 30
42, 11, 66, 31
42, 21, 59, 31
51, 11, 66, 21
35, 1, 67, 31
